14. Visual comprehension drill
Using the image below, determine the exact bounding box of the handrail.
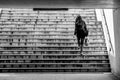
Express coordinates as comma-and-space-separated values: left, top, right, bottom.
101, 9, 114, 55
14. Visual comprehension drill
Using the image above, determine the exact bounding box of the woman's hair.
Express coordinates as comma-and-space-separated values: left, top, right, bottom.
75, 15, 82, 25
77, 15, 82, 20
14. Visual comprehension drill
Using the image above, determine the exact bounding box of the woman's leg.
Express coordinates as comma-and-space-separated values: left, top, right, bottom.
77, 36, 80, 48
80, 38, 85, 53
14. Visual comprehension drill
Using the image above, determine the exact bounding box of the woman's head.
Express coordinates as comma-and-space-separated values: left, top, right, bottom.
76, 15, 82, 24
77, 15, 82, 21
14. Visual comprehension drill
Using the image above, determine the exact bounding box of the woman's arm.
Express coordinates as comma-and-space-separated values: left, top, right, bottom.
74, 21, 77, 35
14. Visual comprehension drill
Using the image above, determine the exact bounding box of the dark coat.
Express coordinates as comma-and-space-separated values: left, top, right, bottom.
74, 16, 88, 38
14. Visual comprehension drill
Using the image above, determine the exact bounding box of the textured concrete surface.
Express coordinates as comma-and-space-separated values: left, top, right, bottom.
0, 73, 119, 80
0, 0, 119, 8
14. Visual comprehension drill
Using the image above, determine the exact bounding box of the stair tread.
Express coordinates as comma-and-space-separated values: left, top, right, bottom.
0, 63, 110, 64
0, 49, 108, 51
0, 54, 108, 55
0, 45, 106, 47
0, 58, 109, 60
0, 67, 111, 69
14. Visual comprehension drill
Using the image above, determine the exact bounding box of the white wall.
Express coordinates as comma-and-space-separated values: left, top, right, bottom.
95, 9, 102, 21
103, 9, 115, 52
113, 9, 120, 78
96, 9, 117, 76
95, 9, 115, 52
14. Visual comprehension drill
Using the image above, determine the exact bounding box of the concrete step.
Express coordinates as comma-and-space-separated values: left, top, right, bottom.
0, 51, 108, 54
0, 68, 111, 72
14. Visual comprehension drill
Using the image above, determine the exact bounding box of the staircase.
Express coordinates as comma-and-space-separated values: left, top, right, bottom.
0, 8, 111, 72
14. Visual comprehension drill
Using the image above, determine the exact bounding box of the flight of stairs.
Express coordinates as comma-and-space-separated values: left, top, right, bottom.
0, 9, 111, 72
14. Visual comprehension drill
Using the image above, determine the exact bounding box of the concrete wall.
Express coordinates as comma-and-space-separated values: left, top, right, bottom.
96, 8, 120, 79
95, 9, 114, 51
113, 8, 120, 78
102, 9, 116, 75
95, 9, 116, 74
0, 0, 117, 8
103, 9, 115, 51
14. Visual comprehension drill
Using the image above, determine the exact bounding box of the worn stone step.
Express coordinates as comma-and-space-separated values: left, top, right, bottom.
0, 51, 108, 55
0, 59, 109, 63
